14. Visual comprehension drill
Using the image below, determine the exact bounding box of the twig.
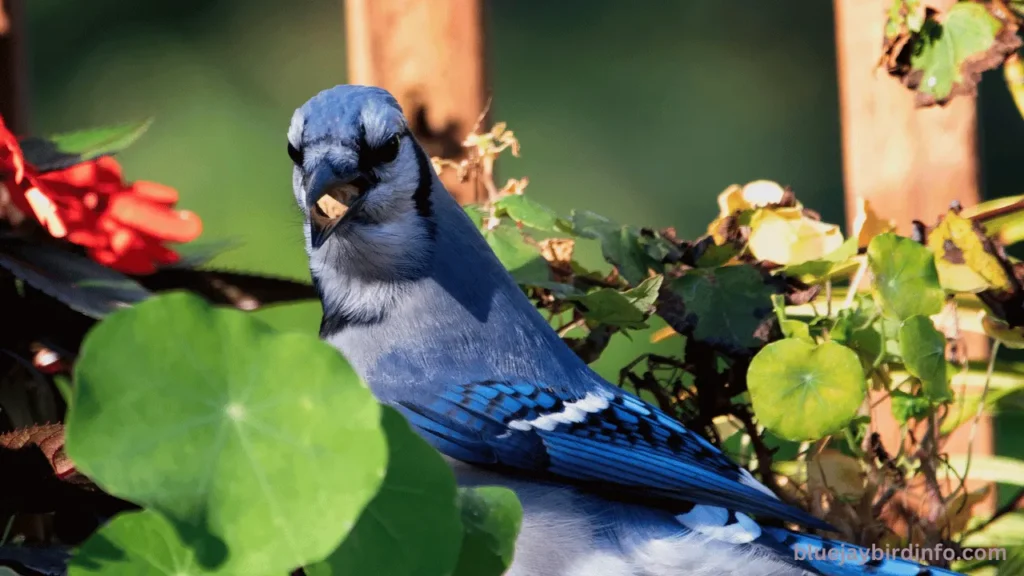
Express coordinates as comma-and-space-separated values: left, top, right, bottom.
957, 339, 1000, 493
843, 256, 869, 310
960, 486, 1024, 541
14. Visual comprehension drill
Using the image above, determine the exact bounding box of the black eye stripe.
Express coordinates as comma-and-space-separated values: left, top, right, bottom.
287, 142, 303, 166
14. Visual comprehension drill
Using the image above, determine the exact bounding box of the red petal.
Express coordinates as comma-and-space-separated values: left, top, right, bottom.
132, 181, 179, 204
108, 195, 202, 242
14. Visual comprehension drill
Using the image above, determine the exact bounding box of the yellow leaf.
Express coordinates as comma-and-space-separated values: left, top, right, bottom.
807, 449, 866, 501
852, 197, 895, 248
748, 208, 845, 265
927, 210, 1012, 294
650, 325, 679, 343
715, 180, 789, 218
980, 311, 1024, 349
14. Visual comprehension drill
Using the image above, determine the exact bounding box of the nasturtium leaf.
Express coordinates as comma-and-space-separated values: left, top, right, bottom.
20, 119, 153, 172
831, 303, 886, 369
890, 389, 933, 424
905, 2, 1018, 106
668, 264, 779, 352
747, 339, 866, 441
568, 210, 656, 285
747, 207, 845, 266
65, 293, 387, 575
570, 276, 663, 329
884, 0, 925, 41
69, 510, 214, 576
306, 407, 462, 576
494, 194, 559, 231
898, 315, 953, 401
927, 210, 1013, 294
777, 236, 859, 284
867, 233, 944, 321
485, 223, 551, 285
453, 486, 523, 576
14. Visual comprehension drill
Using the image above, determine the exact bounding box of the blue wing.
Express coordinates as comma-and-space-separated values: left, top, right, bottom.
395, 378, 831, 531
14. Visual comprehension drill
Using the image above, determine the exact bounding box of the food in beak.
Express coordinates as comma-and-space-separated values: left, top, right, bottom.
314, 182, 361, 221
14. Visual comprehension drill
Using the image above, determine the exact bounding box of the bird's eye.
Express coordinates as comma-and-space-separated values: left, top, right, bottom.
375, 134, 401, 164
287, 142, 304, 166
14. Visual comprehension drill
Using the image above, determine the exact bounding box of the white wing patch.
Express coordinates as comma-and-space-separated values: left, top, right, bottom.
676, 505, 762, 544
507, 391, 612, 432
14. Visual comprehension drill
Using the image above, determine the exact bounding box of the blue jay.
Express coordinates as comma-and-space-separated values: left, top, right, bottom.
288, 85, 963, 576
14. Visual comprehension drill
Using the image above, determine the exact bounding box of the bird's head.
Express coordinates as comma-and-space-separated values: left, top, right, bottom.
288, 85, 437, 281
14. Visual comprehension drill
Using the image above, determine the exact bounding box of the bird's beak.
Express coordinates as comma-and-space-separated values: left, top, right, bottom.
308, 169, 374, 249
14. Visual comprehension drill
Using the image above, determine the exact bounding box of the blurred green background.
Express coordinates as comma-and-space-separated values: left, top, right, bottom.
23, 0, 1024, 504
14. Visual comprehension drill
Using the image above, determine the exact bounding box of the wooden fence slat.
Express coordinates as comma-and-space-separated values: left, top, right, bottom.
833, 0, 994, 515
344, 0, 488, 205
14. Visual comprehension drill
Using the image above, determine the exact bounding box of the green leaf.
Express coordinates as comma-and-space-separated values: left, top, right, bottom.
777, 236, 858, 284
453, 487, 523, 576
831, 307, 886, 369
484, 223, 551, 285
906, 2, 1012, 106
884, 0, 924, 40
69, 510, 213, 576
867, 233, 944, 321
494, 194, 559, 231
568, 210, 657, 285
38, 119, 153, 169
65, 293, 387, 575
306, 407, 462, 576
890, 389, 933, 424
747, 339, 867, 441
668, 264, 780, 352
464, 204, 487, 229
898, 315, 953, 401
570, 276, 663, 329
771, 294, 812, 343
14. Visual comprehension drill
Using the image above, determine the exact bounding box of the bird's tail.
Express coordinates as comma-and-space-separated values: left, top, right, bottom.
757, 526, 966, 576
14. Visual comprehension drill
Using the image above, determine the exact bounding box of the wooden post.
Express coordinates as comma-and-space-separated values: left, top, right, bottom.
833, 0, 994, 516
344, 0, 489, 205
0, 0, 28, 133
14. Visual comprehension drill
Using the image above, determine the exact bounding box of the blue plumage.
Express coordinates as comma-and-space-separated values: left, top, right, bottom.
289, 84, 965, 576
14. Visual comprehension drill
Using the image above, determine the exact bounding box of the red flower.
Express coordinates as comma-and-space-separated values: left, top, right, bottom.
0, 116, 202, 274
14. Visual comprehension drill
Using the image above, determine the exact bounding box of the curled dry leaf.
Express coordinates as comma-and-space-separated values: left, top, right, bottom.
748, 207, 845, 266
852, 197, 895, 249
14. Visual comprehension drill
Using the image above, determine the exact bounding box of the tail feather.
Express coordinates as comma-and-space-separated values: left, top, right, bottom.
758, 527, 965, 576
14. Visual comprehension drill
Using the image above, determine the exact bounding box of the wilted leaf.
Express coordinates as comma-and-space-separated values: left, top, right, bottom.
65, 293, 387, 574
867, 233, 944, 321
667, 264, 780, 352
20, 119, 153, 173
748, 208, 845, 266
306, 408, 462, 576
485, 223, 551, 285
898, 315, 952, 401
981, 310, 1024, 349
494, 194, 560, 231
927, 209, 1013, 294
852, 197, 895, 248
715, 180, 790, 217
747, 339, 867, 441
895, 2, 1022, 107
452, 487, 523, 576
883, 0, 925, 42
807, 449, 866, 501
69, 510, 212, 575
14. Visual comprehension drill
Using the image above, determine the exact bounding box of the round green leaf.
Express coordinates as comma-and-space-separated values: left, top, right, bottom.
65, 293, 387, 574
898, 315, 953, 401
453, 486, 523, 576
747, 339, 866, 441
867, 232, 944, 321
70, 510, 213, 576
305, 407, 463, 576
